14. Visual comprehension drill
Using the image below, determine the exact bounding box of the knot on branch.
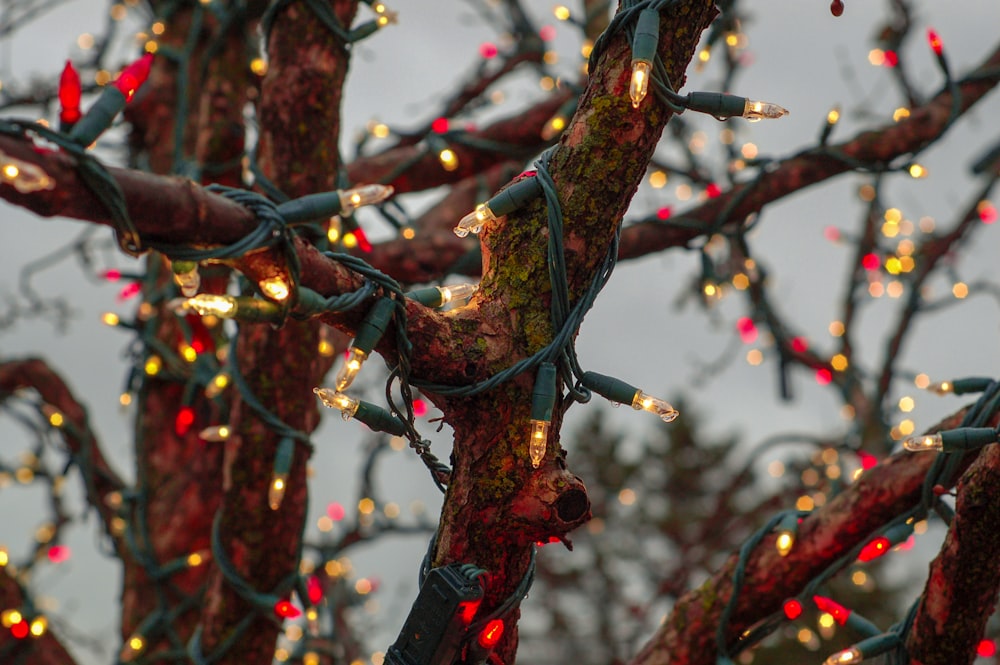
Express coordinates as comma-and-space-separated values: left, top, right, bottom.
509, 465, 591, 546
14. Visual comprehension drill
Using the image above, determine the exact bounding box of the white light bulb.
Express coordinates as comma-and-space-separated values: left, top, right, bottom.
631, 390, 678, 422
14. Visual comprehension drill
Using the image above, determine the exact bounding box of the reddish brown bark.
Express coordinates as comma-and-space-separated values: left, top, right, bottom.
907, 444, 1000, 665
628, 409, 993, 665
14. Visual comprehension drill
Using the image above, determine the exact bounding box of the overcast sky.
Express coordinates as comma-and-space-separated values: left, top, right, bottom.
2, 1, 1000, 664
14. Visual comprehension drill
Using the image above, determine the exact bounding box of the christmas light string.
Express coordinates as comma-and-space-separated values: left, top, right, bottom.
3, 2, 996, 660
713, 378, 1000, 664
0, 119, 141, 256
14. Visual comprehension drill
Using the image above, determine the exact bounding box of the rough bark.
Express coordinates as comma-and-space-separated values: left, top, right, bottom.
628, 408, 993, 665
907, 444, 1000, 665
426, 2, 719, 661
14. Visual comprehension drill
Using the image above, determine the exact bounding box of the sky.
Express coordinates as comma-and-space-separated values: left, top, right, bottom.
2, 1, 1000, 664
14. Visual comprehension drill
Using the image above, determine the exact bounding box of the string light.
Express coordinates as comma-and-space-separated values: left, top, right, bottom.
454, 176, 543, 237
120, 634, 146, 662
774, 513, 799, 557
528, 363, 557, 468
69, 54, 153, 146
924, 377, 992, 396
59, 61, 82, 126
783, 599, 803, 620
259, 276, 291, 302
314, 388, 408, 436
478, 619, 504, 648
275, 184, 394, 223
857, 523, 913, 562
581, 372, 678, 422
371, 2, 397, 27
269, 437, 295, 510
406, 284, 478, 308
823, 647, 861, 665
114, 53, 153, 101
335, 298, 395, 391
902, 427, 997, 453
684, 92, 789, 121
199, 425, 231, 441
438, 149, 459, 171
0, 150, 55, 193
173, 294, 283, 322
629, 9, 660, 108
205, 371, 231, 398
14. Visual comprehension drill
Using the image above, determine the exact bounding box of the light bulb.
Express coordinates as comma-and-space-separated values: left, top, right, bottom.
901, 427, 997, 453
313, 388, 360, 421
338, 184, 394, 215
775, 531, 794, 557
120, 635, 146, 662
454, 203, 495, 237
199, 425, 231, 442
177, 294, 238, 318
439, 149, 459, 171
29, 616, 47, 637
59, 61, 82, 125
0, 151, 54, 193
336, 348, 368, 391
186, 550, 209, 567
327, 216, 342, 243
372, 2, 397, 26
101, 312, 121, 326
823, 647, 862, 665
629, 7, 660, 109
269, 474, 287, 510
541, 114, 566, 140
205, 371, 231, 398
528, 420, 549, 468
259, 277, 290, 302
685, 92, 789, 121
631, 390, 678, 422
902, 434, 942, 452
629, 60, 652, 108
926, 381, 953, 395
314, 388, 406, 435
742, 99, 789, 121
439, 283, 478, 305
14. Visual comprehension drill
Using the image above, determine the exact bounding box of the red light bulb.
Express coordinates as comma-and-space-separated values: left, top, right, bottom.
352, 227, 373, 253
478, 619, 505, 648
11, 619, 29, 640
47, 545, 72, 563
59, 61, 82, 124
783, 599, 803, 620
174, 406, 196, 436
114, 54, 153, 102
813, 595, 850, 625
857, 536, 890, 562
307, 576, 323, 604
927, 29, 943, 56
274, 600, 301, 619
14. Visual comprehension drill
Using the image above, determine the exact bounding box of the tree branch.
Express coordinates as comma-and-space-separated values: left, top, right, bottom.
0, 357, 126, 543
628, 408, 990, 665
617, 40, 1000, 259
906, 443, 1000, 665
